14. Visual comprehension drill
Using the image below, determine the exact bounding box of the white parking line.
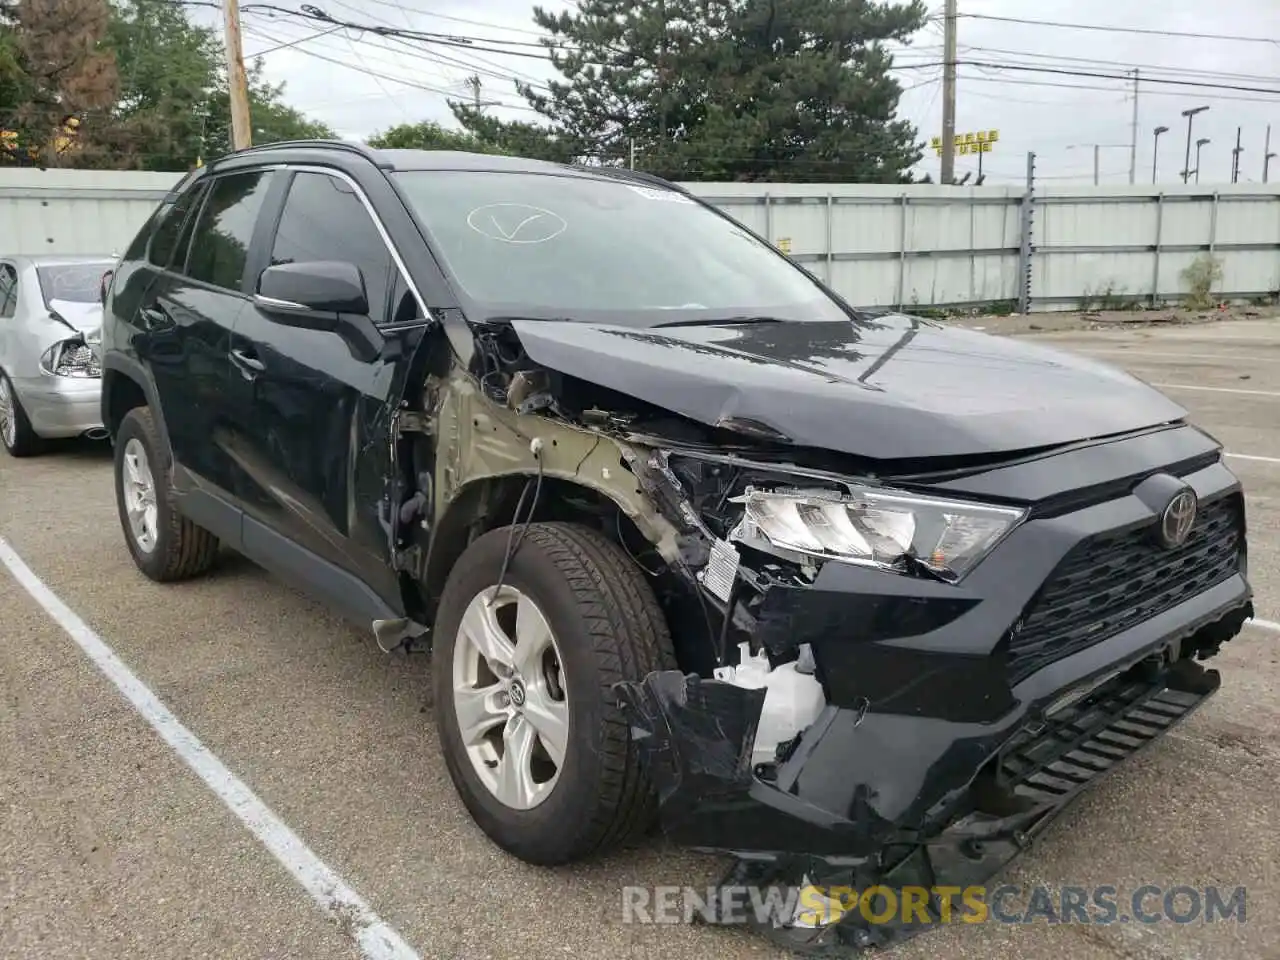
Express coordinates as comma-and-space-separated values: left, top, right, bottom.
1225, 452, 1280, 465
0, 536, 421, 960
1081, 349, 1280, 364
1250, 618, 1280, 633
1152, 382, 1280, 398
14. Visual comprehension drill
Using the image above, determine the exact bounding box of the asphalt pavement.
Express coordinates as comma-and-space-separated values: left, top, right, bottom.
2, 318, 1279, 960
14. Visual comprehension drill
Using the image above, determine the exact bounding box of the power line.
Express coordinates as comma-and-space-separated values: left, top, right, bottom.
957, 13, 1280, 46
893, 60, 1280, 97
956, 71, 1280, 106
242, 24, 479, 100
959, 45, 1280, 87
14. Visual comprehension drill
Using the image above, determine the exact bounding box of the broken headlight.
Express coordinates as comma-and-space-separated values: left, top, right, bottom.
729, 485, 1025, 581
39, 339, 100, 378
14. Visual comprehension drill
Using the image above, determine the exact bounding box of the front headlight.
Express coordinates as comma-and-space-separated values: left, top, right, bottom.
729, 485, 1025, 581
39, 339, 101, 378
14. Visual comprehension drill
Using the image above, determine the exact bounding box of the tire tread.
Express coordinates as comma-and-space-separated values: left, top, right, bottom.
117, 407, 219, 581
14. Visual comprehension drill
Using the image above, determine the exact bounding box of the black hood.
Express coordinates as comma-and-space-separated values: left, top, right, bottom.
509, 313, 1189, 461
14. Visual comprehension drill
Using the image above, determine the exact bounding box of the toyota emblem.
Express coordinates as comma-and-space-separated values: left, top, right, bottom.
1158, 489, 1198, 548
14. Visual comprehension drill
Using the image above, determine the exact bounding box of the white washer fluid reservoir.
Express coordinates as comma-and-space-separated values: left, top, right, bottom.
714, 642, 827, 767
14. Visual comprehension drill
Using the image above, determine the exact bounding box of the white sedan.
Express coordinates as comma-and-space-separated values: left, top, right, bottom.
0, 254, 115, 457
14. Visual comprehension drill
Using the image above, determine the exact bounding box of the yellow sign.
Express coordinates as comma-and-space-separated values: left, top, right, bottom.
776, 237, 792, 255
931, 130, 999, 156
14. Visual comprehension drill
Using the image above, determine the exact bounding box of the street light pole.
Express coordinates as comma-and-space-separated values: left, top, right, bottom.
1152, 125, 1169, 183
1181, 106, 1209, 184
1194, 138, 1210, 184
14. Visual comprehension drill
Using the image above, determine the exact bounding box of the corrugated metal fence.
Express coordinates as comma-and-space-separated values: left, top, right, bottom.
3, 166, 1278, 313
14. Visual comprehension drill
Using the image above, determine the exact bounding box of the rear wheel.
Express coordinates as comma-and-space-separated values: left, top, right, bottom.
113, 407, 220, 581
0, 372, 40, 457
432, 521, 675, 865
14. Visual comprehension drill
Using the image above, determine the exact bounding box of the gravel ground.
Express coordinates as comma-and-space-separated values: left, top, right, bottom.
2, 317, 1279, 960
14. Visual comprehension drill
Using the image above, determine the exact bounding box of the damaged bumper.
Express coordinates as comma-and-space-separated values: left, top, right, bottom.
615, 460, 1253, 953
618, 601, 1247, 953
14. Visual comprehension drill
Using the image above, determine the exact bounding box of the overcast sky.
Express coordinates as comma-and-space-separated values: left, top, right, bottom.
211, 0, 1279, 185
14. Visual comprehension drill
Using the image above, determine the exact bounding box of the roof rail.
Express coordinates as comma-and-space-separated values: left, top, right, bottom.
574, 164, 693, 196
221, 139, 385, 165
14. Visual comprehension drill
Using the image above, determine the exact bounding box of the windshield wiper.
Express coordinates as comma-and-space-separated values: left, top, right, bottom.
652, 315, 788, 329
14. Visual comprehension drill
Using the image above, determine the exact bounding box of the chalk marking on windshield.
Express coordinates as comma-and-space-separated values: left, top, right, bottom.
466, 202, 567, 244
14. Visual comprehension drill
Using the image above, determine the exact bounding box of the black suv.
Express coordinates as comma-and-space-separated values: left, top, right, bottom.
100, 141, 1252, 951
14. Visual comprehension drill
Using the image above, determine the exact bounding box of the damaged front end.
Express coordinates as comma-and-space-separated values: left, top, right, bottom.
423, 313, 1251, 954
608, 444, 1252, 954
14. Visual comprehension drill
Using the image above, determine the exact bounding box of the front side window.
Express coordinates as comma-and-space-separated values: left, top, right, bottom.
268, 171, 393, 323
185, 171, 274, 291
0, 265, 16, 318
391, 170, 849, 326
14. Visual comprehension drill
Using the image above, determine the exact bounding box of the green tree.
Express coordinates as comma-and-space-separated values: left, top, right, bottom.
2, 0, 334, 169
451, 0, 929, 183
367, 119, 498, 152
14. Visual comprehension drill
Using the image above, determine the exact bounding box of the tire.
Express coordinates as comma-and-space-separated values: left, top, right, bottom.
0, 371, 40, 457
113, 406, 220, 582
432, 521, 676, 865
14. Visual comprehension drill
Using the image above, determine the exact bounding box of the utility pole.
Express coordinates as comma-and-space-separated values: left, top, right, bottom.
465, 75, 499, 113
222, 0, 252, 151
1231, 126, 1242, 183
1128, 69, 1139, 184
1093, 144, 1100, 186
940, 0, 958, 185
1265, 125, 1275, 184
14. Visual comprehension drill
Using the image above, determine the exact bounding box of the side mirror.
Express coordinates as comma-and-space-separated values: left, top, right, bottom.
99, 269, 113, 306
255, 261, 370, 326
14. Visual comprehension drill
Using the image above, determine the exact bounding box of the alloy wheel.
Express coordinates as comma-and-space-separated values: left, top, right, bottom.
451, 584, 569, 811
121, 437, 159, 553
0, 377, 14, 450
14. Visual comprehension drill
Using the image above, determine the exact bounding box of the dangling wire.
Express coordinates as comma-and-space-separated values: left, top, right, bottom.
493, 439, 545, 597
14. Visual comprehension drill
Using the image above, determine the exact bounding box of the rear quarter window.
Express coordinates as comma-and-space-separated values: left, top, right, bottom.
147, 181, 209, 270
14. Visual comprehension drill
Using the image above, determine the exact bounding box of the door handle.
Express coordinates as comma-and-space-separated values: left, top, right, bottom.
230, 348, 265, 372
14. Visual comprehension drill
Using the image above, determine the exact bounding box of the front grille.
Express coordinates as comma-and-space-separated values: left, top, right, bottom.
1007, 493, 1243, 680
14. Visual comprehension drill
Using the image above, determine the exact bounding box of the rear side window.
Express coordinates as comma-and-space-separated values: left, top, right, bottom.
0, 264, 16, 318
185, 171, 274, 291
147, 181, 208, 269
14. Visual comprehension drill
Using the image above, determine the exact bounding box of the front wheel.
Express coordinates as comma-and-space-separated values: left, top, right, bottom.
432, 521, 675, 865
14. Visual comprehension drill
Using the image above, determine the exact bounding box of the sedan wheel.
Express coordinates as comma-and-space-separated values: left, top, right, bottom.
452, 585, 569, 811
0, 375, 13, 448
0, 372, 38, 457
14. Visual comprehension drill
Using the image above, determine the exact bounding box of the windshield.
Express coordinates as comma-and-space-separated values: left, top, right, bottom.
37, 262, 113, 305
392, 170, 850, 326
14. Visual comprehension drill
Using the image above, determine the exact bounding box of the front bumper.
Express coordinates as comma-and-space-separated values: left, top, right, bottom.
615, 453, 1253, 952
14, 375, 103, 438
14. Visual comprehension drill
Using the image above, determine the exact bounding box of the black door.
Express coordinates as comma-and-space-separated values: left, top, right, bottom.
136, 170, 275, 499
226, 168, 419, 619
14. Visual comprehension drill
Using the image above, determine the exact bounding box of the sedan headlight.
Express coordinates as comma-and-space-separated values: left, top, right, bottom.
40, 339, 101, 378
729, 485, 1025, 581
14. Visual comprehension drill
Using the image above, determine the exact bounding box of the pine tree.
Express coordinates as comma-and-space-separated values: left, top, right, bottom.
452, 0, 929, 182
